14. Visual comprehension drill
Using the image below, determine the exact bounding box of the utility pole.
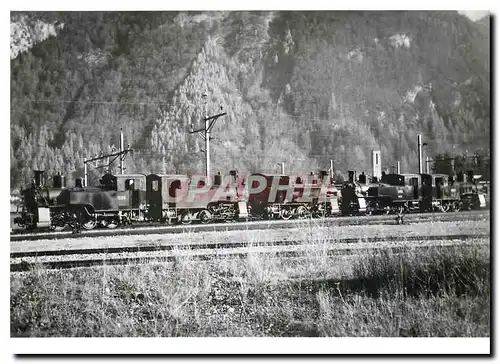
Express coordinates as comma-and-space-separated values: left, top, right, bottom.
83, 130, 133, 186
84, 158, 88, 187
162, 145, 166, 175
397, 161, 401, 174
205, 115, 210, 177
330, 159, 334, 179
277, 162, 285, 174
190, 96, 226, 177
426, 156, 430, 174
417, 134, 423, 174
119, 128, 125, 175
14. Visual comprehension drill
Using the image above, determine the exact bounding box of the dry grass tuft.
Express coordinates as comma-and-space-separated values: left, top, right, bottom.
11, 227, 490, 337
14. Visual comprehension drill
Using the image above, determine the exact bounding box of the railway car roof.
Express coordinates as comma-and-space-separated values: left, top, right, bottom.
381, 173, 420, 178
250, 173, 288, 177
113, 174, 148, 179
147, 174, 188, 178
400, 173, 421, 177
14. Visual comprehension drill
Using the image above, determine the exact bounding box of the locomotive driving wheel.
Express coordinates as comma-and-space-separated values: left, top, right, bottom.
198, 210, 212, 224
295, 205, 309, 219
64, 206, 97, 231
279, 208, 293, 220
49, 225, 65, 232
180, 212, 193, 225
82, 218, 97, 230
106, 220, 118, 229
77, 207, 97, 230
441, 203, 451, 212
312, 207, 326, 218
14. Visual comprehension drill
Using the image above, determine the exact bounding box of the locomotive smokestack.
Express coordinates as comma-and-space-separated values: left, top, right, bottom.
53, 172, 66, 188
348, 171, 355, 183
34, 170, 45, 188
358, 172, 366, 184
229, 170, 237, 183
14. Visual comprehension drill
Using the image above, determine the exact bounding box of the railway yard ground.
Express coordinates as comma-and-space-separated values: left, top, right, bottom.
10, 211, 490, 338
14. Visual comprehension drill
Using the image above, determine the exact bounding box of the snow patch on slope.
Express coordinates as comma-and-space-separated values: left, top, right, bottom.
347, 48, 363, 62
389, 33, 411, 49
11, 16, 64, 59
176, 11, 228, 28
404, 85, 423, 103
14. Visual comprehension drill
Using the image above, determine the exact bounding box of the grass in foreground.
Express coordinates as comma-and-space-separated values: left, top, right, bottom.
11, 243, 490, 337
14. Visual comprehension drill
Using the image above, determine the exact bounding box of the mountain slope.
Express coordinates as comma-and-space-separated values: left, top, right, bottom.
10, 11, 490, 188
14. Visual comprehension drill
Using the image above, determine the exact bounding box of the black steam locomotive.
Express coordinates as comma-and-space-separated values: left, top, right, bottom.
363, 170, 485, 214
14, 170, 147, 230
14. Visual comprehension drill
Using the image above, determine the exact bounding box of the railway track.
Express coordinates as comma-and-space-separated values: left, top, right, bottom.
10, 234, 489, 272
10, 209, 490, 242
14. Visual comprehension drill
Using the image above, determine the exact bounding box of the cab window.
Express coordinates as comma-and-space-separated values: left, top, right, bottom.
125, 179, 135, 190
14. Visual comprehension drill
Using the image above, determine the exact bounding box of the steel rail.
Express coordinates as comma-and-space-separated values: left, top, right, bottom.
10, 235, 489, 272
10, 210, 490, 242
10, 233, 489, 259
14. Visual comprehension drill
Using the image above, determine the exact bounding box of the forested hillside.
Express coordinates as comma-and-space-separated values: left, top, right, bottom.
10, 11, 490, 188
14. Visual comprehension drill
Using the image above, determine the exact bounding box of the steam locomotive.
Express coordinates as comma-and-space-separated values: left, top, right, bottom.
14, 171, 141, 230
359, 170, 487, 214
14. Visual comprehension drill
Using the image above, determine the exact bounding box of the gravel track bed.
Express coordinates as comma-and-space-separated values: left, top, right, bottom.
11, 220, 490, 255
10, 237, 489, 269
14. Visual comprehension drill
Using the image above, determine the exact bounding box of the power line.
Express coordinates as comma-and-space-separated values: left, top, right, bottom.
10, 98, 178, 106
